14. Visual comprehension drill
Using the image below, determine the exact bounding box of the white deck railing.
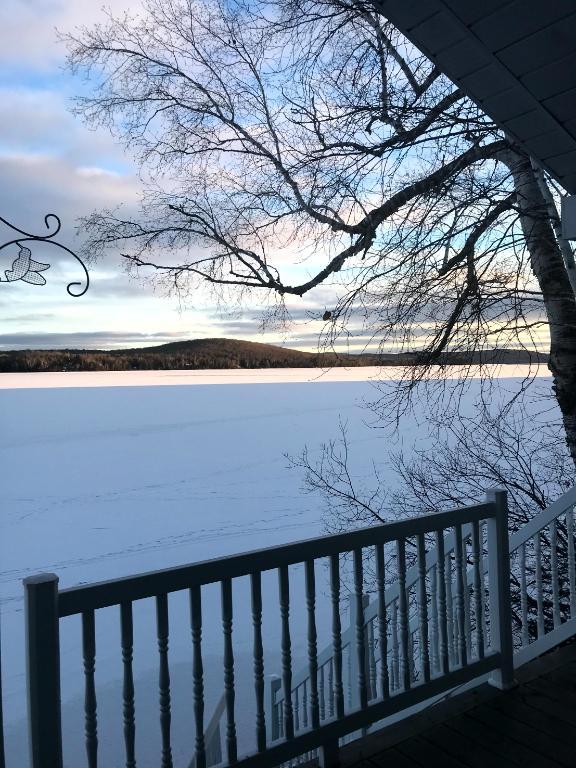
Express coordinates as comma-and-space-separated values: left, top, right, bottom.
509, 485, 576, 664
201, 486, 576, 767
24, 491, 515, 768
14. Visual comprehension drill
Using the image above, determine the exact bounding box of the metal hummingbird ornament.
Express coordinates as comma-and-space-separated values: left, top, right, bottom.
0, 214, 89, 296
5, 246, 50, 285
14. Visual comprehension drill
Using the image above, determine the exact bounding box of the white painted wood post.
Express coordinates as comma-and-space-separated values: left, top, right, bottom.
24, 573, 63, 768
485, 490, 515, 690
0, 609, 5, 768
568, 506, 576, 618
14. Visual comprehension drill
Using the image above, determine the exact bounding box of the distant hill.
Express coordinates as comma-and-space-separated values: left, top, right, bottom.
0, 338, 549, 373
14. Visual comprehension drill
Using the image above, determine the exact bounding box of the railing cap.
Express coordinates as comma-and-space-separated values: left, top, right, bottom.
485, 488, 508, 502
58, 501, 493, 616
23, 573, 59, 587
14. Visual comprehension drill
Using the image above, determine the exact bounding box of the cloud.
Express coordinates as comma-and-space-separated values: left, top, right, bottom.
0, 150, 141, 271
0, 312, 57, 323
0, 326, 379, 352
0, 86, 136, 170
0, 0, 145, 71
0, 0, 333, 348
0, 329, 190, 350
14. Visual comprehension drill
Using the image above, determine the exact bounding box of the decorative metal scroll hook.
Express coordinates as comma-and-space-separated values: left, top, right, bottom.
0, 214, 89, 296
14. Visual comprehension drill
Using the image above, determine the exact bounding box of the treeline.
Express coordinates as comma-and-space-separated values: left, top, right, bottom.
0, 350, 369, 372
0, 343, 377, 373
0, 338, 548, 373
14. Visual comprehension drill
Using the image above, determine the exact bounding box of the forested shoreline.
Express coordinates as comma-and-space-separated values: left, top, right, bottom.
0, 338, 548, 373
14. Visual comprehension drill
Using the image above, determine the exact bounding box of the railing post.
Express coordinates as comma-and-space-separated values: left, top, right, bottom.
319, 737, 340, 768
205, 720, 222, 767
0, 609, 5, 768
485, 490, 515, 690
24, 573, 63, 768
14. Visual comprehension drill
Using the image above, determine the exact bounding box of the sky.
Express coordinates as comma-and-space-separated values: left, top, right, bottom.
0, 0, 338, 352
0, 1, 552, 356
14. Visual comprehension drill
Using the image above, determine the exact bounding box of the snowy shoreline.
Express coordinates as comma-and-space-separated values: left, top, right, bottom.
0, 362, 551, 388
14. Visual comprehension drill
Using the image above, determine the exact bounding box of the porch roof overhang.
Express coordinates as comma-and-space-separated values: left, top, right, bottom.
374, 0, 576, 194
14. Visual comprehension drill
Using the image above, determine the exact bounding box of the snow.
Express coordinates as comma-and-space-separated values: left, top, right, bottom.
0, 363, 550, 389
0, 367, 553, 767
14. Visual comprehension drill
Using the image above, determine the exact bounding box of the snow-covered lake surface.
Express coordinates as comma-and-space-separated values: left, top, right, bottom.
0, 366, 552, 766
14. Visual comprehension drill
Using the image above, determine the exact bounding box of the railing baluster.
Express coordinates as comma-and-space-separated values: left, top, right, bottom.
221, 578, 237, 763
436, 530, 449, 674
550, 521, 561, 629
190, 585, 205, 768
329, 554, 344, 718
520, 543, 529, 647
453, 593, 460, 662
319, 664, 325, 721
375, 543, 389, 700
302, 680, 308, 728
445, 551, 455, 667
368, 621, 377, 699
430, 564, 439, 673
391, 600, 399, 690
82, 610, 98, 768
463, 534, 472, 655
535, 533, 544, 638
568, 507, 576, 618
294, 685, 300, 732
454, 524, 467, 667
416, 533, 430, 683
305, 559, 320, 729
328, 658, 334, 718
278, 565, 294, 739
396, 539, 410, 691
156, 594, 173, 768
353, 548, 368, 708
471, 521, 485, 659
120, 602, 136, 768
480, 522, 488, 653
347, 638, 352, 710
250, 572, 266, 752
408, 630, 415, 683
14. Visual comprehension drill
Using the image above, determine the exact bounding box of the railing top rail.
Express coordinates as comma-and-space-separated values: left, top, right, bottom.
57, 502, 493, 617
509, 485, 576, 552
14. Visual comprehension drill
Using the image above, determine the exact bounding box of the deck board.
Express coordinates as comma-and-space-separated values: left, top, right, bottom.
370, 749, 415, 768
446, 711, 557, 768
486, 694, 575, 749
343, 643, 576, 768
420, 722, 506, 768
460, 706, 565, 767
509, 682, 576, 726
395, 734, 469, 767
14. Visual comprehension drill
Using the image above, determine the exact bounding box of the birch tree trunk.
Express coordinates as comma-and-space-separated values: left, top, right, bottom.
501, 147, 576, 468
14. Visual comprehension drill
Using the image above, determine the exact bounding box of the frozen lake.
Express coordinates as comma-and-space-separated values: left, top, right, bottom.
0, 366, 552, 766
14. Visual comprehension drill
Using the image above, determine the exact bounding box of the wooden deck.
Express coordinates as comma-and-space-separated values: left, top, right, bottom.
340, 643, 576, 768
